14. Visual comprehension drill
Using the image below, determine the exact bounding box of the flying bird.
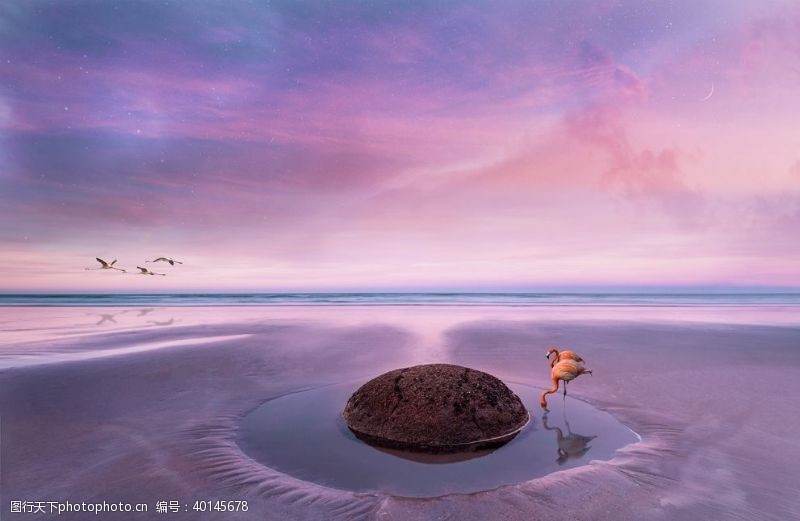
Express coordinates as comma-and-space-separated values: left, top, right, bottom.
147, 257, 183, 266
85, 258, 126, 272
135, 266, 166, 276
540, 359, 592, 409
545, 347, 585, 368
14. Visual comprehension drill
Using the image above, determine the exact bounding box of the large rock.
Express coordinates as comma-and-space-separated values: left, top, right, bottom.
342, 364, 529, 453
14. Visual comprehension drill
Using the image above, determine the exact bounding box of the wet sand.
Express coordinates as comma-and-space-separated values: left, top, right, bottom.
1, 306, 799, 520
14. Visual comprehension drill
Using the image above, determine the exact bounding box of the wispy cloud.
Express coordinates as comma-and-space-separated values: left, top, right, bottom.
1, 0, 799, 290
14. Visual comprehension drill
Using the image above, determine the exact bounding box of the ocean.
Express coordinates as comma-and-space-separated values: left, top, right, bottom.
1, 292, 799, 307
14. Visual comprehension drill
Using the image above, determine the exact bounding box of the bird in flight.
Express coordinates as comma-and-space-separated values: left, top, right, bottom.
135, 266, 166, 276
85, 258, 126, 273
147, 257, 183, 266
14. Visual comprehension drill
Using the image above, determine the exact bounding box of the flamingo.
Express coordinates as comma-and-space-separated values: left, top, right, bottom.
545, 347, 584, 368
146, 257, 183, 266
540, 359, 592, 409
135, 266, 166, 276
85, 258, 126, 273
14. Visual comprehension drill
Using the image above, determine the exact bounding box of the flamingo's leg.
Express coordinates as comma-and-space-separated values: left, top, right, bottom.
563, 380, 568, 396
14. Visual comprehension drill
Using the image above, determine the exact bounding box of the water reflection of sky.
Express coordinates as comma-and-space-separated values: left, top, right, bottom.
1, 305, 797, 368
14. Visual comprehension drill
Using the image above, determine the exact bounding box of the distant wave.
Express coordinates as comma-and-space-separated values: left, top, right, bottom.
1, 293, 800, 307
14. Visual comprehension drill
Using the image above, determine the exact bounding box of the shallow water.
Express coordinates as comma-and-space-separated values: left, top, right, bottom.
237, 381, 639, 497
1, 303, 797, 367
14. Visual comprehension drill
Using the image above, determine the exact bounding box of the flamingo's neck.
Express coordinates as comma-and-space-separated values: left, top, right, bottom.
547, 348, 560, 368
540, 376, 560, 407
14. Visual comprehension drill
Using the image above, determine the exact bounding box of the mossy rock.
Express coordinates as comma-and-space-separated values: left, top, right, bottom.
343, 364, 529, 453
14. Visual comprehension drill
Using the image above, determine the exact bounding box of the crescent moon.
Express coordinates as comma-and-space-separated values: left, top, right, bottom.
699, 83, 714, 101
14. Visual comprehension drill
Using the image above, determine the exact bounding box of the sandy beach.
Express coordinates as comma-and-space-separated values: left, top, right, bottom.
2, 304, 799, 520
5, 0, 800, 518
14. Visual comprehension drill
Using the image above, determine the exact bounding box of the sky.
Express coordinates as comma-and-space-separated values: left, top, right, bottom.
1, 0, 799, 292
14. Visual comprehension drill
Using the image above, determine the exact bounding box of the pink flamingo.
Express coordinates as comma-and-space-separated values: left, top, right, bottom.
540, 359, 592, 409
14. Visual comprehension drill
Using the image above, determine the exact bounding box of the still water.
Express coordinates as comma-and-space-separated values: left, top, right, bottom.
237, 381, 639, 497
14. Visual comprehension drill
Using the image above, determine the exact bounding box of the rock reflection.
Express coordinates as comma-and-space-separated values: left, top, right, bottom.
370, 445, 496, 464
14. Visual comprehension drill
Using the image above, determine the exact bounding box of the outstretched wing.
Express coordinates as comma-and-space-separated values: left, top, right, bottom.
153, 257, 169, 263
137, 266, 148, 274
111, 259, 117, 266
96, 258, 109, 267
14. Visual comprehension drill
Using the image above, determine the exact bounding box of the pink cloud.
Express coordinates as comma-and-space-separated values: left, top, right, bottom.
3, 1, 800, 290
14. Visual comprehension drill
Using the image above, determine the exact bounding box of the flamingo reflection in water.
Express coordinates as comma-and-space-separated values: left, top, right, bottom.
148, 318, 175, 327
542, 405, 597, 465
